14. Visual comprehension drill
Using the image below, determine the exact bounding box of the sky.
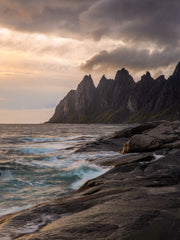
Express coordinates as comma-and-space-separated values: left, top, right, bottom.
0, 0, 180, 123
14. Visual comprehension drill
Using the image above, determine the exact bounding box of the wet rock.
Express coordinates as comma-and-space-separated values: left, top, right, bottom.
121, 121, 180, 153
76, 121, 163, 152
1, 121, 180, 240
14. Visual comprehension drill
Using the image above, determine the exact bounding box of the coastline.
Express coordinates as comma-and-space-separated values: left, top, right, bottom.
0, 121, 180, 240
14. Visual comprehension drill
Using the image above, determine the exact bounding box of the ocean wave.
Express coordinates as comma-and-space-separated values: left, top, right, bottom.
0, 205, 33, 217
15, 156, 67, 169
67, 162, 102, 175
21, 135, 96, 143
17, 147, 57, 155
0, 169, 13, 181
21, 136, 63, 143
0, 123, 126, 218
70, 162, 108, 189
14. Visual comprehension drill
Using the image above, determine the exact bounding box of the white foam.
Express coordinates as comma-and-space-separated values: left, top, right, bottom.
139, 154, 164, 164
0, 205, 33, 217
15, 155, 70, 169
21, 135, 97, 144
0, 123, 136, 224
153, 154, 164, 161
70, 162, 109, 189
22, 136, 63, 143
18, 147, 57, 154
0, 170, 13, 181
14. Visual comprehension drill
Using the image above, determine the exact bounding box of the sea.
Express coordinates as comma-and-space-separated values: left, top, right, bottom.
0, 123, 133, 217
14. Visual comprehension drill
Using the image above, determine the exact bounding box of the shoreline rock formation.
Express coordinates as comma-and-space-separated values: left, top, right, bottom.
48, 62, 180, 123
0, 121, 180, 240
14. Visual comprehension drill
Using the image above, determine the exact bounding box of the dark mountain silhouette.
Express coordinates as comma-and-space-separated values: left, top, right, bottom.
48, 62, 180, 123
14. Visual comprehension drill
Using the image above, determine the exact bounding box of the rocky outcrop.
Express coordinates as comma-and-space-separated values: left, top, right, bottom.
76, 121, 164, 153
127, 71, 155, 111
112, 68, 135, 108
1, 121, 180, 240
74, 75, 96, 119
49, 62, 180, 123
96, 75, 114, 110
48, 89, 76, 123
121, 121, 180, 153
49, 75, 97, 122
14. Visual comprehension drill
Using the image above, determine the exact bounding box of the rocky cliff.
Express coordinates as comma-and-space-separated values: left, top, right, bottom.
49, 62, 180, 123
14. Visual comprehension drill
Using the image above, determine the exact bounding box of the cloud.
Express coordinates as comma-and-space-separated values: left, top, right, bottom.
0, 0, 179, 123
0, 0, 179, 73
0, 28, 72, 57
0, 27, 108, 63
0, 0, 95, 37
80, 0, 180, 46
80, 46, 180, 73
0, 0, 179, 48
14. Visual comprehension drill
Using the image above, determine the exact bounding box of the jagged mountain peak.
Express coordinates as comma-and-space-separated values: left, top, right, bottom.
49, 61, 180, 123
100, 74, 107, 81
97, 75, 114, 89
155, 75, 166, 81
141, 71, 153, 80
146, 71, 151, 78
97, 75, 107, 88
115, 68, 129, 79
173, 61, 180, 76
120, 67, 127, 72
99, 74, 114, 83
82, 74, 92, 82
114, 68, 135, 87
77, 74, 95, 90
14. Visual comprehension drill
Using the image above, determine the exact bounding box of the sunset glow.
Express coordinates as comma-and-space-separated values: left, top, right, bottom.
0, 0, 179, 123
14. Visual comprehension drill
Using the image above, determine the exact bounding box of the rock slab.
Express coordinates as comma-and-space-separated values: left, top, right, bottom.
0, 121, 180, 240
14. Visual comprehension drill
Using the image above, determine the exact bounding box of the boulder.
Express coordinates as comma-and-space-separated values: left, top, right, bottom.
121, 121, 180, 153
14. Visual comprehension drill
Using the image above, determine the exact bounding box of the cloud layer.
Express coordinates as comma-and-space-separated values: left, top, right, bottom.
0, 0, 95, 37
0, 0, 179, 122
0, 0, 179, 46
0, 0, 179, 74
81, 0, 180, 46
81, 46, 180, 73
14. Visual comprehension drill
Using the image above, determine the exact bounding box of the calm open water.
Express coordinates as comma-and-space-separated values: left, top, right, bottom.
0, 123, 133, 217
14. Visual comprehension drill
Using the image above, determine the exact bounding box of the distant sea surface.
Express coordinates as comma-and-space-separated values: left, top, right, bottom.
0, 123, 133, 217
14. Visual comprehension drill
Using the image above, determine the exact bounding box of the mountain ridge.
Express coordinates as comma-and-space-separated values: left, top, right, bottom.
48, 62, 180, 123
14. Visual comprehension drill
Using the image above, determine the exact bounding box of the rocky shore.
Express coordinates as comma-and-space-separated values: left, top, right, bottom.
0, 121, 180, 240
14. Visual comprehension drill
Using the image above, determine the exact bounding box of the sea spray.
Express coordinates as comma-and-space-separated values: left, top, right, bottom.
0, 123, 132, 217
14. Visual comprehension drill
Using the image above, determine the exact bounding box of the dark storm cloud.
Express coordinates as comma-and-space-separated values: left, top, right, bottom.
81, 0, 180, 46
80, 46, 180, 72
0, 0, 179, 72
0, 0, 95, 36
0, 0, 179, 46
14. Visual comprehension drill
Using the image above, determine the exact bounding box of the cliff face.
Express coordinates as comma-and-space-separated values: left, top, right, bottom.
96, 75, 114, 110
49, 75, 96, 123
112, 68, 135, 109
74, 75, 96, 119
49, 62, 180, 123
